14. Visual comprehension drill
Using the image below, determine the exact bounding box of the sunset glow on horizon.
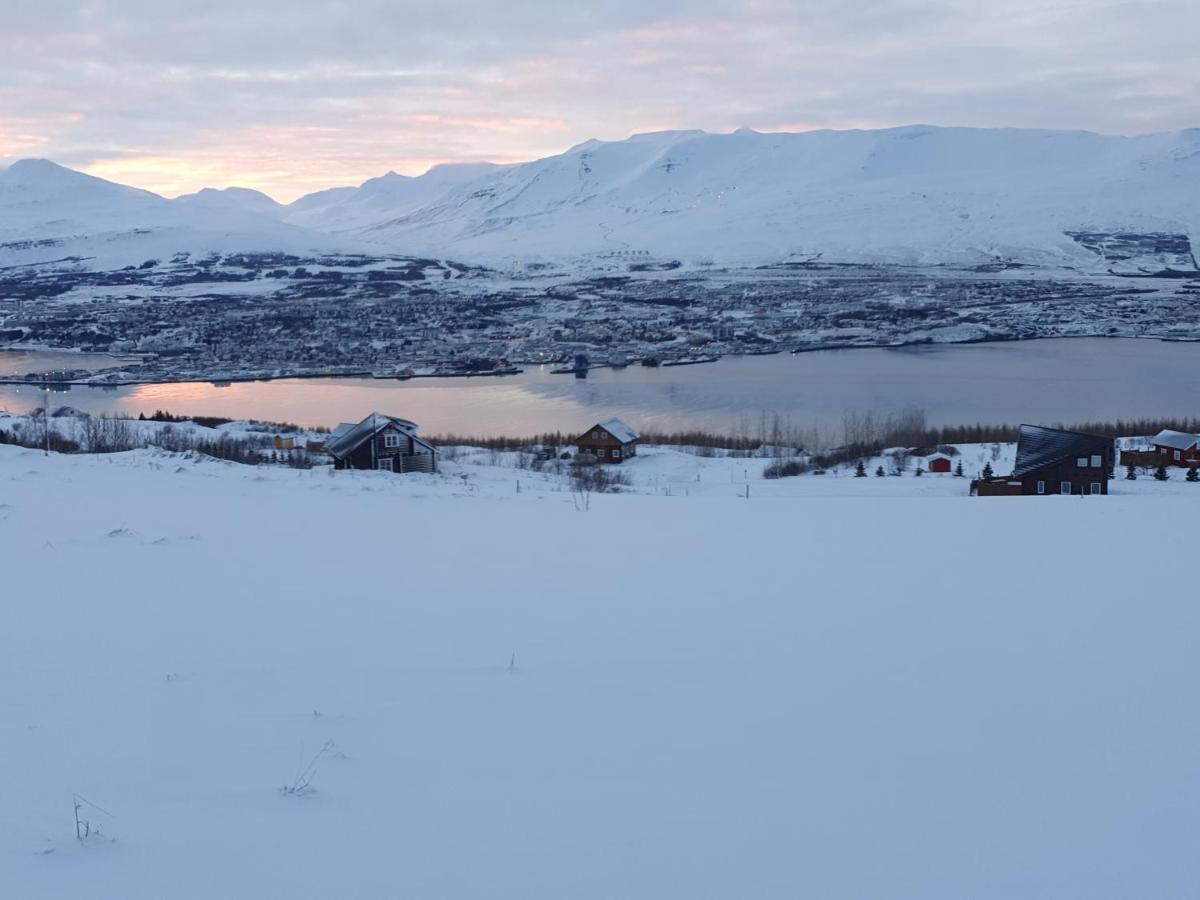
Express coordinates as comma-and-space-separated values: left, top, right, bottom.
3, 1, 1198, 201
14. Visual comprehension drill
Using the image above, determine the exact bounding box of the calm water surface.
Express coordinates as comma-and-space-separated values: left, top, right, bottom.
1, 338, 1197, 437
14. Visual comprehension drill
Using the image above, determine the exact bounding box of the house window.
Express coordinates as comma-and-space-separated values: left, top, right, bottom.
1090, 482, 1101, 494
1076, 457, 1088, 468
1037, 481, 1045, 494
598, 448, 606, 457
1090, 455, 1102, 468
377, 458, 394, 472
593, 431, 601, 439
1060, 481, 1071, 494
1175, 450, 1182, 461
383, 433, 401, 449
612, 448, 621, 459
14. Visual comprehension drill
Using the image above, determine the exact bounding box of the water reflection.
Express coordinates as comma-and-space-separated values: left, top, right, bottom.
2, 338, 1199, 438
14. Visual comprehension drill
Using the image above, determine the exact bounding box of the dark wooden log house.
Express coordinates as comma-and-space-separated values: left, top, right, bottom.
324, 413, 438, 474
974, 425, 1113, 496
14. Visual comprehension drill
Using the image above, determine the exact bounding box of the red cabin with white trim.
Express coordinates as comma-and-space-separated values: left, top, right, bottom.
1152, 429, 1200, 467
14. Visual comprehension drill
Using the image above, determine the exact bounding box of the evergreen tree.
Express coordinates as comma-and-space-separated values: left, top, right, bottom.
981, 461, 994, 480
1187, 467, 1198, 483
875, 465, 885, 477
854, 460, 867, 477
1155, 464, 1169, 481
1125, 464, 1137, 481
953, 460, 964, 477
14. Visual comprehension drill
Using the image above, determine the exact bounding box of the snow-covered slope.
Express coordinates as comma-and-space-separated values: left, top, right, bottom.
284, 161, 502, 233
298, 126, 1200, 267
0, 160, 355, 268
2, 442, 1198, 899
172, 186, 283, 217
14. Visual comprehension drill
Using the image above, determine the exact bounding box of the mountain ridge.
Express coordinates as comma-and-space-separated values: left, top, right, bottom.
3, 125, 1199, 271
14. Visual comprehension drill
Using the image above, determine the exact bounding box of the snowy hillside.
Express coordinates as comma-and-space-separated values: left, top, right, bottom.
4, 125, 1200, 272
285, 162, 502, 234
2, 441, 1198, 899
281, 125, 1200, 269
0, 160, 356, 268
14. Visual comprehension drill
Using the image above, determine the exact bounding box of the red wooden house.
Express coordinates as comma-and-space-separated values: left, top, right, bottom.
1151, 430, 1200, 467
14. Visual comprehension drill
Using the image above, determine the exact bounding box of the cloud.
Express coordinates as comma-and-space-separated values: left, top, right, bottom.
2, 0, 1197, 200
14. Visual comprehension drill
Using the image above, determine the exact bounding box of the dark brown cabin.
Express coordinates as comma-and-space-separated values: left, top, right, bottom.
576, 418, 639, 463
974, 425, 1113, 496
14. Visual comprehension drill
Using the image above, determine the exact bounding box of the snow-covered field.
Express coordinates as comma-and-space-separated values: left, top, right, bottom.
2, 441, 1198, 899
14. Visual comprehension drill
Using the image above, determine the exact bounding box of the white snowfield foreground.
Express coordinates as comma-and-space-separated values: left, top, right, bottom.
1, 444, 1197, 899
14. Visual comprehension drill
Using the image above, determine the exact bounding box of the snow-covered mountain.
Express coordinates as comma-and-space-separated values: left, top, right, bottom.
173, 186, 283, 217
285, 162, 502, 234
4, 126, 1200, 271
288, 125, 1200, 268
0, 159, 352, 267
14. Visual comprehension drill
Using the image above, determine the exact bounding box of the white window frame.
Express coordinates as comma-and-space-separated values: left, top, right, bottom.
1175, 450, 1182, 461
598, 448, 606, 457
1090, 455, 1102, 468
1076, 457, 1088, 468
376, 457, 394, 472
383, 432, 401, 450
1090, 482, 1101, 495
612, 447, 621, 459
1037, 481, 1045, 494
1060, 481, 1071, 494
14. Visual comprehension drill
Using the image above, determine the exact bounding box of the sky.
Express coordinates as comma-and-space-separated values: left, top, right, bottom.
1, 0, 1197, 202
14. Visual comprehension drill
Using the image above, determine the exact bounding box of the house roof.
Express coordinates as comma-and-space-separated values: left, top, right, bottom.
324, 412, 427, 460
1012, 424, 1112, 476
1153, 429, 1198, 450
595, 417, 639, 443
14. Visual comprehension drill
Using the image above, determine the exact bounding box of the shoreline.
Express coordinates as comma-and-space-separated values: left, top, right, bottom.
0, 332, 1188, 387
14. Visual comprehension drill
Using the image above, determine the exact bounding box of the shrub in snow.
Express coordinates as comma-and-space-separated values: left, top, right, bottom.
282, 740, 338, 796
854, 460, 866, 477
1126, 465, 1137, 481
1187, 467, 1199, 483
762, 459, 807, 479
1155, 465, 1170, 481
569, 458, 632, 493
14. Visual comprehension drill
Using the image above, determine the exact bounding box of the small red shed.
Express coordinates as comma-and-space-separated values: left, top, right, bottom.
926, 453, 953, 474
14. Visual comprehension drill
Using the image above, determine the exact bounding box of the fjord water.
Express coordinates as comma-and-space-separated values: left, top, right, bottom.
1, 338, 1198, 437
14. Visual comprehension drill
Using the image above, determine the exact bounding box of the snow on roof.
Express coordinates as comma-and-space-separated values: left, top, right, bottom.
598, 417, 639, 443
1012, 425, 1111, 477
324, 412, 422, 459
1153, 429, 1198, 450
